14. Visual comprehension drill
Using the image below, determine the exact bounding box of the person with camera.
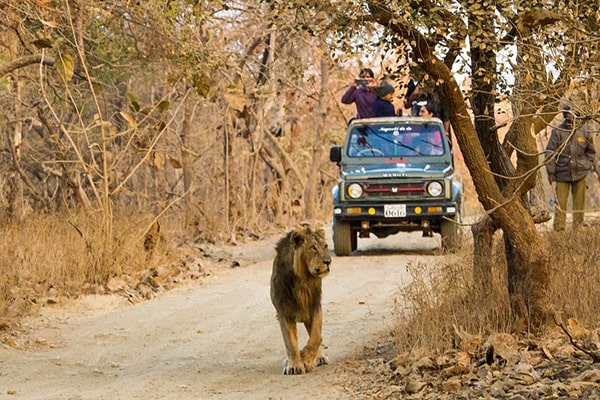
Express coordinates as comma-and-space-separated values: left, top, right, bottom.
341, 68, 377, 119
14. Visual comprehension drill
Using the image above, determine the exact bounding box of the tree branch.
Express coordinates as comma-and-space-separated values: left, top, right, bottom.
552, 313, 600, 363
0, 54, 56, 78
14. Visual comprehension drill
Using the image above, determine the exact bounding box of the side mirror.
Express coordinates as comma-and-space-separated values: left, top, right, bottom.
330, 146, 342, 163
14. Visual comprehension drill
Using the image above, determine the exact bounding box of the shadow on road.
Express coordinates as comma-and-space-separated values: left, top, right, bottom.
352, 246, 440, 257
325, 230, 444, 257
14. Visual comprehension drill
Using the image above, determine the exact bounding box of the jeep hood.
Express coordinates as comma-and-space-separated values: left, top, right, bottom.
340, 161, 453, 180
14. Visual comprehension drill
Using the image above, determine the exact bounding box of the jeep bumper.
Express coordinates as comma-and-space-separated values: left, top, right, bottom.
333, 201, 458, 221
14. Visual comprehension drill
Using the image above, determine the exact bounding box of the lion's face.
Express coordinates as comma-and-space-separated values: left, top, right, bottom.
291, 228, 331, 278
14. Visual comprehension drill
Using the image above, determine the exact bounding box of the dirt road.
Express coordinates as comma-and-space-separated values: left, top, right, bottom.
0, 231, 444, 400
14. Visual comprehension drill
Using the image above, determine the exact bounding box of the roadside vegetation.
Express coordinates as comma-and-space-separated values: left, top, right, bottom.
396, 226, 600, 351
0, 1, 342, 326
338, 225, 600, 398
0, 212, 169, 321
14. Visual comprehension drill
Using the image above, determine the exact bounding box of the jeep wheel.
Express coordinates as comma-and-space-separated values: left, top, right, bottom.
440, 214, 460, 252
333, 219, 353, 256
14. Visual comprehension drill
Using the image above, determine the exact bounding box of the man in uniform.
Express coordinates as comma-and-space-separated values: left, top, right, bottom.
545, 105, 597, 231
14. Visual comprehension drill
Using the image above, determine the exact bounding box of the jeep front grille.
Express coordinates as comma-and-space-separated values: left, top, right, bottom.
362, 181, 426, 198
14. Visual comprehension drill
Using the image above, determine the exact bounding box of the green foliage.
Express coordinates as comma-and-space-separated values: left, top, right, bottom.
156, 100, 170, 113
126, 92, 141, 113
31, 38, 53, 49
55, 53, 75, 83
191, 70, 212, 97
0, 76, 11, 92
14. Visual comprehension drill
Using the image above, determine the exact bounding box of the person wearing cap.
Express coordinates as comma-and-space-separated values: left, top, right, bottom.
544, 104, 596, 231
341, 68, 378, 119
373, 82, 396, 117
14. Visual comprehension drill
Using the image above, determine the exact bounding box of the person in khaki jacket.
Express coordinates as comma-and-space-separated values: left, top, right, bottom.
545, 105, 597, 231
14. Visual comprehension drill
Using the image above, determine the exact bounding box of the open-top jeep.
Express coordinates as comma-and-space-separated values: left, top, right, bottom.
329, 116, 462, 256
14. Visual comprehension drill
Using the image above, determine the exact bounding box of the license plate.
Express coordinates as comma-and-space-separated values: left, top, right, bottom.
384, 204, 406, 218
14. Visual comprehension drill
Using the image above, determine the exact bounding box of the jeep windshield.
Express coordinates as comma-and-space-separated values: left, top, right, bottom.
347, 119, 446, 158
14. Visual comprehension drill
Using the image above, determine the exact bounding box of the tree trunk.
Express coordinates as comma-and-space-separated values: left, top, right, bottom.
471, 215, 498, 290
407, 25, 551, 327
9, 72, 25, 219
182, 90, 194, 228
469, 13, 514, 192
304, 52, 329, 220
223, 115, 232, 233
451, 98, 551, 325
467, 10, 521, 310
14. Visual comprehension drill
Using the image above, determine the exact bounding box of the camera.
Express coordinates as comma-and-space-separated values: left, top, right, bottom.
355, 78, 368, 86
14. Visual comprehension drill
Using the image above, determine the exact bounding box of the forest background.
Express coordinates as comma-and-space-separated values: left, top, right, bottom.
1, 0, 600, 330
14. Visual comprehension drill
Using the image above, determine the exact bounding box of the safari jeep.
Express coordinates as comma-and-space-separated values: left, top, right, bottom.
329, 116, 462, 256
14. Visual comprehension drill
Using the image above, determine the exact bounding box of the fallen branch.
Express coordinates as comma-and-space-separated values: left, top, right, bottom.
552, 313, 600, 363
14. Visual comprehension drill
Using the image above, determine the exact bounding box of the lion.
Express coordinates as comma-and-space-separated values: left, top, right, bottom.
270, 225, 332, 375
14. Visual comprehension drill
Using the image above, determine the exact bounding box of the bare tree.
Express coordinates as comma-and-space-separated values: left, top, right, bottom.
286, 0, 600, 327
304, 51, 330, 220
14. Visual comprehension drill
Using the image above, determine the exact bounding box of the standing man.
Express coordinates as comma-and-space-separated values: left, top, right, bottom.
402, 76, 422, 116
341, 68, 377, 119
545, 105, 596, 231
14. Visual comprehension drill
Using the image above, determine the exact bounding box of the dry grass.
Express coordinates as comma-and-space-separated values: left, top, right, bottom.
393, 250, 510, 354
393, 226, 600, 355
334, 226, 600, 398
0, 211, 171, 323
544, 226, 600, 321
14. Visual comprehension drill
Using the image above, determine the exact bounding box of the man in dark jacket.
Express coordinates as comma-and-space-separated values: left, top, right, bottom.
373, 82, 396, 117
545, 105, 597, 231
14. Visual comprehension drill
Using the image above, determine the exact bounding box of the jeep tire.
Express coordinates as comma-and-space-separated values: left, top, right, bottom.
440, 214, 460, 252
333, 218, 355, 256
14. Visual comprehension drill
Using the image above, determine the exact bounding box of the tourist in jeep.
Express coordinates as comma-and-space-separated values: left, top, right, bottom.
374, 82, 396, 117
341, 68, 378, 119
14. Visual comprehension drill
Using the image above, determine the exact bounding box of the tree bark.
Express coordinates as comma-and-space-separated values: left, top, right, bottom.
0, 54, 55, 78
471, 215, 498, 291
304, 52, 329, 220
446, 76, 551, 326
182, 90, 194, 227
223, 113, 232, 233
371, 5, 551, 326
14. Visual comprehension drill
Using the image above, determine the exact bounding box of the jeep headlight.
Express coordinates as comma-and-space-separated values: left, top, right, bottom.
426, 181, 443, 197
347, 183, 363, 199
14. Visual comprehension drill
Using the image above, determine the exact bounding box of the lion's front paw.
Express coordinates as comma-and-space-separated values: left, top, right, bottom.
316, 355, 329, 367
300, 351, 324, 372
282, 358, 306, 375
303, 359, 316, 373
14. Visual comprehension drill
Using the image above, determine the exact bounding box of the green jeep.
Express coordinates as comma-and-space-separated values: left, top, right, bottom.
329, 116, 462, 256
